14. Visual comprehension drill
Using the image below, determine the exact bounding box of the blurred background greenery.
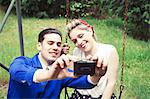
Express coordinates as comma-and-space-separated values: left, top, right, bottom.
0, 0, 149, 99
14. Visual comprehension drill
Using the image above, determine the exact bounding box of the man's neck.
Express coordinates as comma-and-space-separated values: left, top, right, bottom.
38, 53, 48, 69
38, 53, 55, 69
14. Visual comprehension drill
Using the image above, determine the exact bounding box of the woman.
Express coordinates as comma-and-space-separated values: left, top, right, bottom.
65, 19, 119, 99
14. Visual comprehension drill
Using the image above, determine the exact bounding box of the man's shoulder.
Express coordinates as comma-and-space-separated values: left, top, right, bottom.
13, 56, 31, 62
11, 53, 39, 65
14, 53, 38, 61
9, 53, 40, 70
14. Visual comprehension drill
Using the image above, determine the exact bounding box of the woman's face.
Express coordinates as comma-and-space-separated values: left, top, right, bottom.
69, 27, 95, 52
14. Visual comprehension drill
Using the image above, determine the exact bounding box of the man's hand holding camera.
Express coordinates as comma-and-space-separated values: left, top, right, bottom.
50, 54, 77, 79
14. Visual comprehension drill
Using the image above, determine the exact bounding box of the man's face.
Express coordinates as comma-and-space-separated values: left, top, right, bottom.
38, 33, 62, 63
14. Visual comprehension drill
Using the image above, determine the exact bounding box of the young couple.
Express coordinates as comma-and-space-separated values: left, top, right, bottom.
7, 19, 119, 99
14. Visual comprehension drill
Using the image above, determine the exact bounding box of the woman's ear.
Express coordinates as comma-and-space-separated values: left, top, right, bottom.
87, 28, 94, 36
89, 28, 97, 40
37, 42, 42, 51
88, 27, 93, 33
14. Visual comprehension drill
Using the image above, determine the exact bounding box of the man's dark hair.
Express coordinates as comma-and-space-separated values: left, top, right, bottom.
38, 28, 62, 42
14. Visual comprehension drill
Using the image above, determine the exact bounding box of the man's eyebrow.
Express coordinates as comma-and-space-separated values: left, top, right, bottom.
47, 41, 54, 42
47, 41, 61, 43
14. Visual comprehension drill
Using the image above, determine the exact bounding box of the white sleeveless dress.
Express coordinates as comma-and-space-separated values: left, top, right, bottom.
73, 44, 111, 98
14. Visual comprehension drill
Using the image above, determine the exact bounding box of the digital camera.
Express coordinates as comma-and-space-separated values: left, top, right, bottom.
74, 60, 96, 76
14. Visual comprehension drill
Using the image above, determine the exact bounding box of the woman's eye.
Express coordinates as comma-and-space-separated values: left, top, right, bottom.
78, 34, 83, 38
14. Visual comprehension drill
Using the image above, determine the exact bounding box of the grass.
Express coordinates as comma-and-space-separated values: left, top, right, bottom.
0, 8, 150, 99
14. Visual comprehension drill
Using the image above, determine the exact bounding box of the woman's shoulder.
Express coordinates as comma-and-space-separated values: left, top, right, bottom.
99, 43, 116, 52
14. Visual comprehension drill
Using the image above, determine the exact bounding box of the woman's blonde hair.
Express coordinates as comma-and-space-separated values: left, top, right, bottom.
66, 19, 97, 41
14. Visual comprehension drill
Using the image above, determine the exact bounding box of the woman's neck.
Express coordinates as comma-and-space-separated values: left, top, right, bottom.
85, 42, 99, 56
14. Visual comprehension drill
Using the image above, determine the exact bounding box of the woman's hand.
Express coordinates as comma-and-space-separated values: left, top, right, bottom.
86, 54, 107, 77
85, 54, 108, 84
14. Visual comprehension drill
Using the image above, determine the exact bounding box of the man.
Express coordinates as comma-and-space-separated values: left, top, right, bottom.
7, 28, 104, 98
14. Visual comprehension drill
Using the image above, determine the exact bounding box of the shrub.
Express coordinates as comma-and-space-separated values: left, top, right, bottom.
0, 0, 65, 18
112, 0, 150, 41
0, 0, 149, 41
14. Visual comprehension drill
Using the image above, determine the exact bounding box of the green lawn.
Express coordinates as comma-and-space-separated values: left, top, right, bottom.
0, 8, 150, 99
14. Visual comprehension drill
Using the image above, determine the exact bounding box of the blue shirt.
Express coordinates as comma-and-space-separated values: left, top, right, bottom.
7, 53, 95, 99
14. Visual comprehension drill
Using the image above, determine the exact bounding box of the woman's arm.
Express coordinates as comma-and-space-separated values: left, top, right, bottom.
101, 46, 119, 99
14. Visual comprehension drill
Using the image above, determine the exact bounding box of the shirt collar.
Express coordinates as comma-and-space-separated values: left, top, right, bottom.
31, 53, 42, 69
38, 54, 47, 69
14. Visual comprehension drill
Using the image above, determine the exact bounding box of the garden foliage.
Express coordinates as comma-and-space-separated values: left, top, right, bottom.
0, 0, 149, 41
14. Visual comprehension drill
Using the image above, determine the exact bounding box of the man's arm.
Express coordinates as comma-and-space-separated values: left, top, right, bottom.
9, 57, 37, 85
33, 66, 58, 82
34, 54, 77, 82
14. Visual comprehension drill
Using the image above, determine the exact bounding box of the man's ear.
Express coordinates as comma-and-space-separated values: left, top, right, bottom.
37, 42, 42, 51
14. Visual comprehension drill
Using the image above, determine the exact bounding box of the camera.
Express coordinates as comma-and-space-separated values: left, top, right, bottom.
74, 60, 96, 76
